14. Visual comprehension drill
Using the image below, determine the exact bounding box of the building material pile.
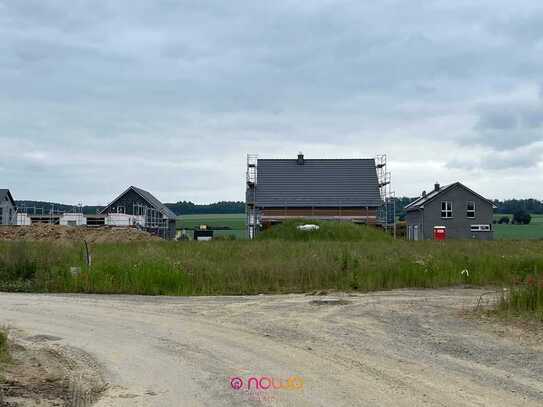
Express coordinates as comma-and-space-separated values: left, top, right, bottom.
0, 224, 160, 243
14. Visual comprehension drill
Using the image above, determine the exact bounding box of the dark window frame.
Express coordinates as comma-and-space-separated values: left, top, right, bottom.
466, 201, 476, 218
441, 201, 453, 218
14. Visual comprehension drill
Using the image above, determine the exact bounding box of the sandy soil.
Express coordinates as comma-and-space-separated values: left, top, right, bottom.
0, 289, 541, 406
0, 333, 105, 406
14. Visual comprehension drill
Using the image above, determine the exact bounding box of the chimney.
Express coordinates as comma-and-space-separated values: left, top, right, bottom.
297, 152, 305, 165
422, 191, 427, 198
434, 182, 440, 192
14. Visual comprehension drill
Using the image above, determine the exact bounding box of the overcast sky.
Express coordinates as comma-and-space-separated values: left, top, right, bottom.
1, 1, 542, 204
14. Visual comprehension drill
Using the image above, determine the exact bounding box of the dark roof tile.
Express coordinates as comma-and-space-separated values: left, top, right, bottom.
0, 189, 15, 206
253, 159, 382, 207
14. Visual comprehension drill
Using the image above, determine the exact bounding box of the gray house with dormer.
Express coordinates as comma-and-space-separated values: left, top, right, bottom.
405, 182, 496, 240
0, 189, 16, 225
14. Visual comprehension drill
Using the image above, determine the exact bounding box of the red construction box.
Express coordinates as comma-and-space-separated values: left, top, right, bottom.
433, 226, 447, 241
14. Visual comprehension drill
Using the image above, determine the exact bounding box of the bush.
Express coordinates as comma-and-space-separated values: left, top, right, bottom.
498, 216, 510, 224
513, 210, 531, 225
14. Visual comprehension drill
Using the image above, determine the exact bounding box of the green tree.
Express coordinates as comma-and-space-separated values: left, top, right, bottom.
513, 210, 531, 225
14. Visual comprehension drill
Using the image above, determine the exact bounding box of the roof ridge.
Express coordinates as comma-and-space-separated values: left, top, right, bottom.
258, 158, 375, 161
405, 182, 496, 210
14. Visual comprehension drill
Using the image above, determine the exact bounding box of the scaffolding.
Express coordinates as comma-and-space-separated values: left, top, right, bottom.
132, 202, 170, 240
246, 154, 259, 239
375, 154, 396, 238
16, 203, 66, 225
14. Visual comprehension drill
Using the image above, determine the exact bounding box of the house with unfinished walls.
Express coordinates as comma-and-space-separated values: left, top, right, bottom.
14, 186, 177, 240
0, 189, 16, 225
99, 186, 177, 240
246, 153, 386, 238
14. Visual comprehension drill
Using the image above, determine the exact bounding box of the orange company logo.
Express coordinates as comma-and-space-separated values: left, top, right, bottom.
230, 375, 304, 391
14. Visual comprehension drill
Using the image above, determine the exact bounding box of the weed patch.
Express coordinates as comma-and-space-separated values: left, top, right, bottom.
496, 277, 543, 321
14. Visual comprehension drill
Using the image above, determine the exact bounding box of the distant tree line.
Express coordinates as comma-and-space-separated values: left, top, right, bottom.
165, 201, 246, 215
16, 200, 246, 216
491, 199, 543, 215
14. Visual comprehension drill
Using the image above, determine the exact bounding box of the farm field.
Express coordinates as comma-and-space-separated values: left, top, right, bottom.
494, 214, 543, 240
177, 213, 246, 239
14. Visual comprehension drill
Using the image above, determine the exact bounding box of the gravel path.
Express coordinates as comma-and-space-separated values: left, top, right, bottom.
0, 288, 541, 406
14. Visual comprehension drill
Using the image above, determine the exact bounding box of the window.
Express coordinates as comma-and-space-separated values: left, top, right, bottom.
117, 206, 126, 214
466, 201, 475, 218
0, 207, 3, 224
441, 201, 453, 218
471, 224, 491, 232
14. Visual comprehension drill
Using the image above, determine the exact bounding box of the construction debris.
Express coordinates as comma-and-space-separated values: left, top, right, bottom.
0, 225, 160, 243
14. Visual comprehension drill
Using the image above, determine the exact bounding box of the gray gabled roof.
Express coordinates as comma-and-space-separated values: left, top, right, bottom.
404, 184, 453, 210
100, 186, 177, 219
405, 182, 497, 211
0, 189, 15, 206
254, 158, 382, 207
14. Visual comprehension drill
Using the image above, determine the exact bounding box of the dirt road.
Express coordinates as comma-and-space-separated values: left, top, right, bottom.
0, 289, 542, 406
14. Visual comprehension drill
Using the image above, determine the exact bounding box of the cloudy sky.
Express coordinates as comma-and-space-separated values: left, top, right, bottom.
1, 0, 542, 205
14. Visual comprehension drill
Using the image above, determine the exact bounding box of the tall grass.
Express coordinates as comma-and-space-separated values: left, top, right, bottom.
1, 236, 543, 296
0, 241, 83, 292
0, 329, 8, 364
497, 276, 543, 320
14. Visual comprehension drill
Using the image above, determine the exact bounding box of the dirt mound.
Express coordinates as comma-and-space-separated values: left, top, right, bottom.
0, 224, 161, 243
1, 331, 106, 407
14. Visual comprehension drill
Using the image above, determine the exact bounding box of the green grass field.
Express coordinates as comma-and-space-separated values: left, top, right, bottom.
177, 213, 246, 239
1, 222, 543, 297
494, 214, 543, 240
3, 219, 542, 319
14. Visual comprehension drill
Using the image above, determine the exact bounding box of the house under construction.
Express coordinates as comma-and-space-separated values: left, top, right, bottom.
246, 153, 395, 238
99, 186, 177, 240
16, 186, 178, 240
